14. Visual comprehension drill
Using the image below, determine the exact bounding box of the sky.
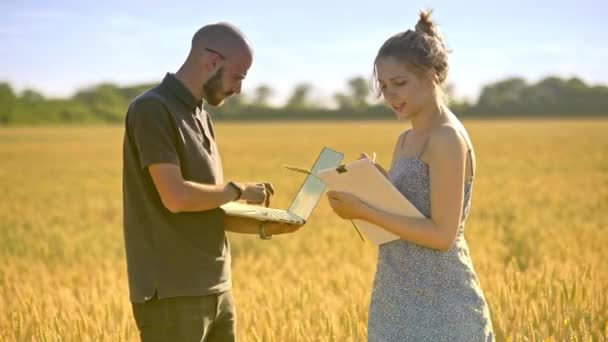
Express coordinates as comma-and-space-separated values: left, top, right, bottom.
1, 0, 607, 104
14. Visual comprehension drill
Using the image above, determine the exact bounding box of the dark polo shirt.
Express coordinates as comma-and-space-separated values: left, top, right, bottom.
122, 73, 230, 303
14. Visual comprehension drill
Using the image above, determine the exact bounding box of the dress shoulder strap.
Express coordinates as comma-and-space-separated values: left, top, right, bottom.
454, 127, 475, 179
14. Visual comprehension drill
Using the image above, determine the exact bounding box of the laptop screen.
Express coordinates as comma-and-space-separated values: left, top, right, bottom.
288, 148, 344, 220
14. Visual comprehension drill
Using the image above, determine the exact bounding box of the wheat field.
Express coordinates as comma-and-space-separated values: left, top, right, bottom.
0, 119, 606, 341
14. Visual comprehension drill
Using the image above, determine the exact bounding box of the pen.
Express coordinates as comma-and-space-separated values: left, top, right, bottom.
283, 165, 313, 175
350, 220, 365, 242
285, 164, 364, 241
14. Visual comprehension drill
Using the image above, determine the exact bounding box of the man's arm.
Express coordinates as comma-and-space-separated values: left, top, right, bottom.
148, 163, 268, 213
128, 98, 269, 213
149, 164, 300, 236
223, 215, 301, 235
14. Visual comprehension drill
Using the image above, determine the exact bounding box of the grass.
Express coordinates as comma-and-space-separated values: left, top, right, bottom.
0, 119, 606, 341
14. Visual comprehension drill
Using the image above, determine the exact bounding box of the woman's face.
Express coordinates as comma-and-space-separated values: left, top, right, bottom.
375, 56, 435, 120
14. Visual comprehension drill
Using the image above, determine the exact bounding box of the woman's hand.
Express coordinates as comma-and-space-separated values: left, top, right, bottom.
359, 152, 376, 162
359, 152, 389, 178
327, 190, 368, 220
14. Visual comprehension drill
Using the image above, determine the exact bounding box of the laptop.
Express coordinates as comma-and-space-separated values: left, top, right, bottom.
221, 147, 344, 224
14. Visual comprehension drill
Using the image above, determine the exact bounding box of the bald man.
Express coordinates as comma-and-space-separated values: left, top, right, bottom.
122, 23, 300, 342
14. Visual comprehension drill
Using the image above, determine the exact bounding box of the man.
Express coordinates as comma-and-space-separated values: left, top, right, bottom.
122, 22, 299, 342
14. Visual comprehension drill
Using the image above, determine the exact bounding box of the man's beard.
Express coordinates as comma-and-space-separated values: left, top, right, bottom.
203, 68, 233, 106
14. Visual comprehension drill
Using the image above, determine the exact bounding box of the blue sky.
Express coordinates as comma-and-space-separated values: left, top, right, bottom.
1, 0, 607, 104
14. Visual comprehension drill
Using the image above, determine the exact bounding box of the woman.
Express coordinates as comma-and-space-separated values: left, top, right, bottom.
327, 10, 494, 341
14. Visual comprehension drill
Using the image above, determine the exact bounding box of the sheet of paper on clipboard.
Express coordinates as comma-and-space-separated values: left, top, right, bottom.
316, 158, 425, 246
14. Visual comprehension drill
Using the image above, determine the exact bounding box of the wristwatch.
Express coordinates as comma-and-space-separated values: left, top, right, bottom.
227, 181, 243, 201
258, 222, 273, 240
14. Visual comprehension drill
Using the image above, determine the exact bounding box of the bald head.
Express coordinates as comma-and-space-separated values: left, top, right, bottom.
176, 22, 253, 106
191, 22, 253, 61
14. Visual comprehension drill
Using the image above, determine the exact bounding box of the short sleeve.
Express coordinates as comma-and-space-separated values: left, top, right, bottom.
127, 96, 180, 169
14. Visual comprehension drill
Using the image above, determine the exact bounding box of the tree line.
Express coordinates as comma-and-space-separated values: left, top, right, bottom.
0, 75, 607, 125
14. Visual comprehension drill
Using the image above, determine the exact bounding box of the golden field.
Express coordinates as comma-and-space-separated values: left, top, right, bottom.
0, 119, 606, 341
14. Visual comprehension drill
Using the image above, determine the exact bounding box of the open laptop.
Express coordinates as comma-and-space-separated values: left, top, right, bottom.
220, 147, 344, 225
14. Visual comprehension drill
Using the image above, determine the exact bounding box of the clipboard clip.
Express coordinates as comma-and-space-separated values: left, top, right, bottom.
336, 164, 347, 174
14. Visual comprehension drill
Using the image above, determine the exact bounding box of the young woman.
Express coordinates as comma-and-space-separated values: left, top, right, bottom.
327, 10, 494, 341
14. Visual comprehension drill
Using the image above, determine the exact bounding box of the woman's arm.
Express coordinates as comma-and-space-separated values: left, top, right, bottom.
328, 126, 468, 251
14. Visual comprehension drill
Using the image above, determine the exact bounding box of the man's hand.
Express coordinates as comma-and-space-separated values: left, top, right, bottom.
240, 182, 275, 207
262, 221, 302, 235
223, 215, 302, 235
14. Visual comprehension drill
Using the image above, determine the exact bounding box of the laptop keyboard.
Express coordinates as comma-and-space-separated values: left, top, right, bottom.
256, 207, 295, 221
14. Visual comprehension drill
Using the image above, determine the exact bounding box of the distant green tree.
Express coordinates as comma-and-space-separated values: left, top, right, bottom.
252, 85, 274, 107
476, 77, 528, 115
335, 77, 372, 110
12, 89, 47, 123
1, 74, 608, 125
74, 84, 128, 122
286, 83, 313, 109
333, 92, 352, 110
119, 83, 157, 102
0, 83, 16, 123
444, 83, 472, 115
20, 89, 45, 102
348, 77, 370, 107
475, 76, 608, 116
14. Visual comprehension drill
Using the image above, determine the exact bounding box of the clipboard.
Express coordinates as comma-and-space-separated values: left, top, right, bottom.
316, 158, 425, 246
